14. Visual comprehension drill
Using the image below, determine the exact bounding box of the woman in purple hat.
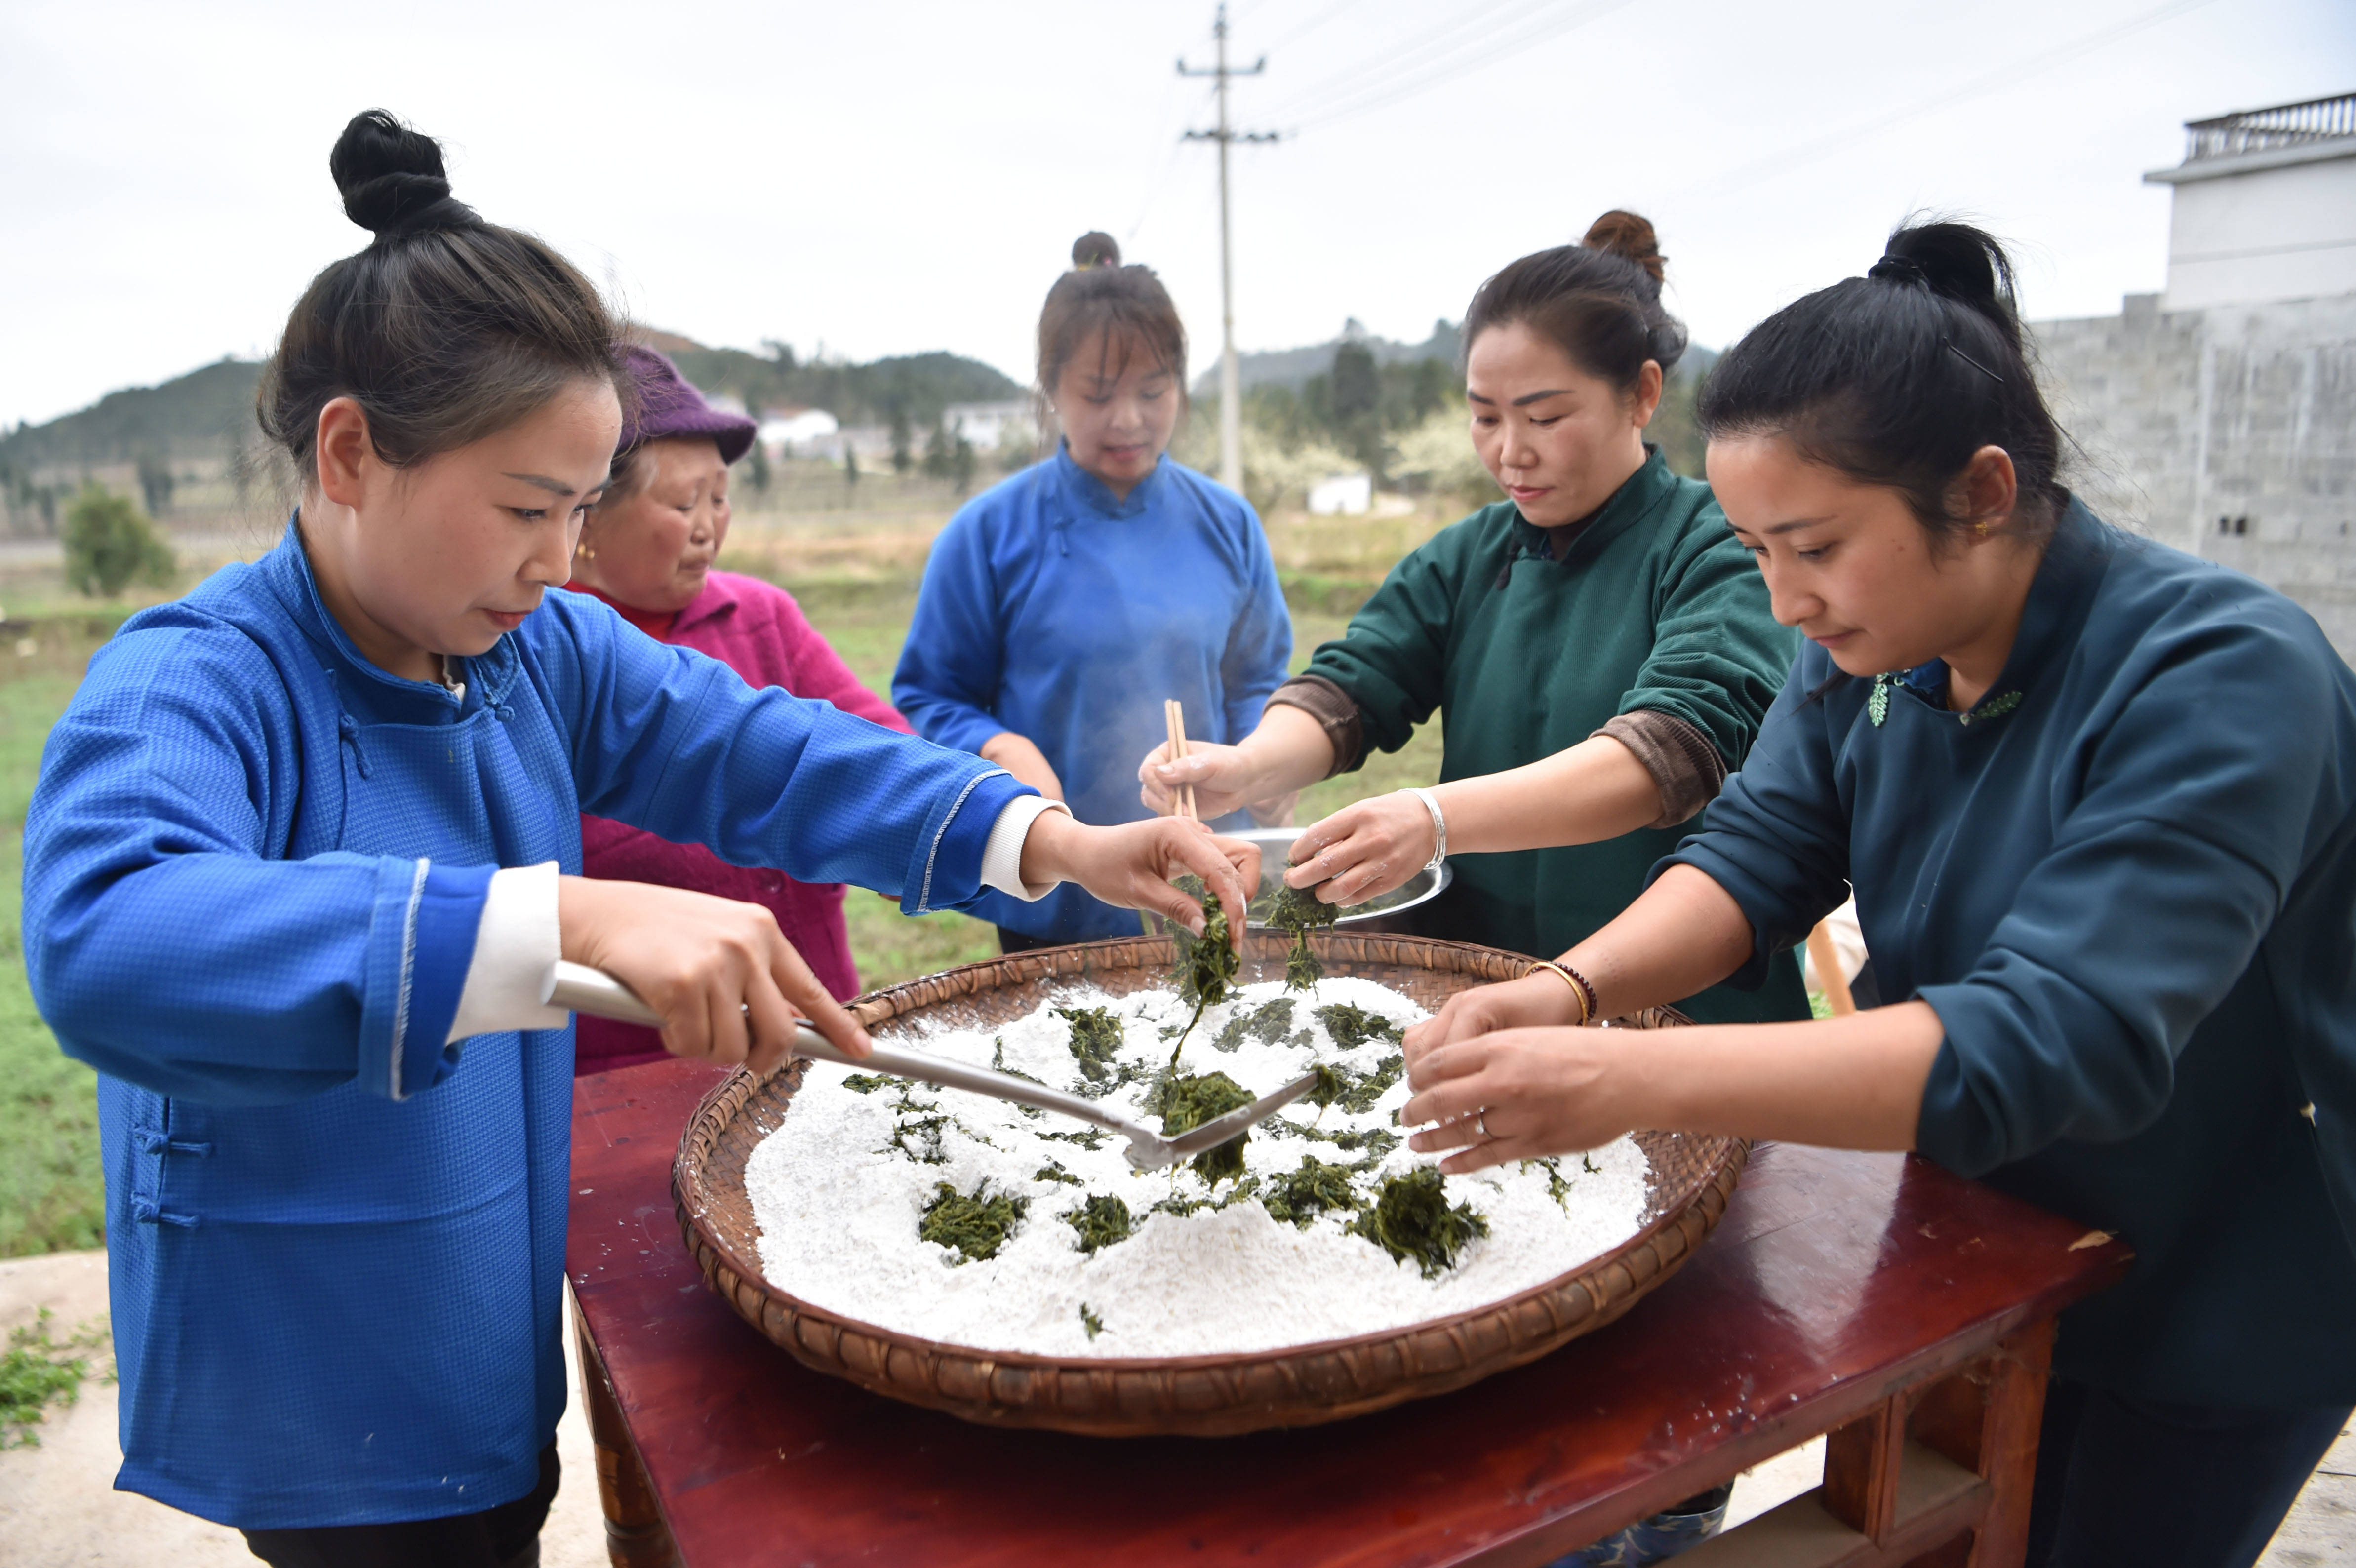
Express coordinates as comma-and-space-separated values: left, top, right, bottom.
563, 345, 914, 1074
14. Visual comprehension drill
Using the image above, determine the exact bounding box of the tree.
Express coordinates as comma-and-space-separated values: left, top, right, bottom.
844, 444, 861, 489
63, 482, 175, 597
921, 416, 952, 480
889, 407, 914, 475
136, 451, 175, 517
745, 440, 771, 495
951, 432, 976, 495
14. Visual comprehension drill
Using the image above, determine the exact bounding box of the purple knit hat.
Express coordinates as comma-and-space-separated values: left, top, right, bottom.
615, 344, 758, 465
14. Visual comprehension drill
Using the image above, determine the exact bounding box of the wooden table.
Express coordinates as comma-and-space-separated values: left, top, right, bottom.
567, 1059, 2130, 1568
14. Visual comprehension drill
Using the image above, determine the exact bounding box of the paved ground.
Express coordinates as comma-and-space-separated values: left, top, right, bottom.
2, 1248, 2349, 1565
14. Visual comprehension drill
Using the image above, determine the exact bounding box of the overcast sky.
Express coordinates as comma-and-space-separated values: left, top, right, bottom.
3, 0, 2350, 431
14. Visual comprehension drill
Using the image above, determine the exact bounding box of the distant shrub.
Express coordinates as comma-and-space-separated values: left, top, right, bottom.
62, 483, 175, 598
1389, 410, 1497, 511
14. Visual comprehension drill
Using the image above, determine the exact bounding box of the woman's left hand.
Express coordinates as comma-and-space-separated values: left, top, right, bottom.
1020, 811, 1260, 946
1282, 792, 1435, 906
1401, 1026, 1631, 1176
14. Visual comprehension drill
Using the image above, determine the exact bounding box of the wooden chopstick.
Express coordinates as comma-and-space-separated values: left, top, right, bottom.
1163, 699, 1197, 821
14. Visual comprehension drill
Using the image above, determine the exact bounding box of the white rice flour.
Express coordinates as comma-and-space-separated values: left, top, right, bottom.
744, 976, 1649, 1358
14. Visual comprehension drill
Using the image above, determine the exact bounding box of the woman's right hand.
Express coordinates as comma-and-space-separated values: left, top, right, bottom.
557, 876, 872, 1076
1138, 738, 1268, 821
1402, 973, 1585, 1070
980, 731, 1064, 801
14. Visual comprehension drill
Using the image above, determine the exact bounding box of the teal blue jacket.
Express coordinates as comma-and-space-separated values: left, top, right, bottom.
1669, 502, 2356, 1405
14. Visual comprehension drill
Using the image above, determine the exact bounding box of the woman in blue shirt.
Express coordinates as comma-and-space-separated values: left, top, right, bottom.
1400, 223, 2356, 1567
893, 232, 1294, 948
22, 114, 1253, 1566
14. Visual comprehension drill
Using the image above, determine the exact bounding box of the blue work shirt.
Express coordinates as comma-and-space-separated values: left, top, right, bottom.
1666, 500, 2356, 1407
21, 521, 1030, 1528
893, 446, 1293, 941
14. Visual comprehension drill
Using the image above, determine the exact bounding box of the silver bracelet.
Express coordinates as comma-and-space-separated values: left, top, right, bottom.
1405, 787, 1447, 872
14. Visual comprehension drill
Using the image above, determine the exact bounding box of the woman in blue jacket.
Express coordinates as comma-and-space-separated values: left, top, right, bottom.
1402, 223, 2356, 1567
893, 232, 1294, 949
21, 113, 1253, 1566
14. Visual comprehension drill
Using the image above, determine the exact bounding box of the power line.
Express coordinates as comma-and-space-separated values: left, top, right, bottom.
1284, 0, 1644, 131
1669, 0, 2223, 200
1252, 0, 1532, 123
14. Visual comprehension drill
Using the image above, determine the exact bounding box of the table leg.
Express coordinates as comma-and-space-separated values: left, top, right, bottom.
572, 1301, 682, 1568
1908, 1320, 2054, 1568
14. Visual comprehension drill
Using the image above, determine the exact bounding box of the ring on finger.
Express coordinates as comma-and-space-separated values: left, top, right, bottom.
1475, 1109, 1491, 1141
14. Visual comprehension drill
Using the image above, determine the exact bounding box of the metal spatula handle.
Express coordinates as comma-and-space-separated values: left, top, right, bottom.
546, 961, 1313, 1171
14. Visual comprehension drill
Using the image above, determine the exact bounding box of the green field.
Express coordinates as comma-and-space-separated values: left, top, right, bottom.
0, 536, 1437, 1257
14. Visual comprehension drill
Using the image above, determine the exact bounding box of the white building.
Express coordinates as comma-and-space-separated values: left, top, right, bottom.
2033, 90, 2356, 655
943, 400, 1036, 454
2143, 93, 2356, 311
1307, 471, 1373, 515
757, 408, 840, 459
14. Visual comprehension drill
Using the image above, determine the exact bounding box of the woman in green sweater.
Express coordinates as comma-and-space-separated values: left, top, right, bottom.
1142, 212, 1807, 1026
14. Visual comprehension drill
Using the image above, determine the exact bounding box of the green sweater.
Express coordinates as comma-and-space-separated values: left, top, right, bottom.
1308, 449, 1809, 1023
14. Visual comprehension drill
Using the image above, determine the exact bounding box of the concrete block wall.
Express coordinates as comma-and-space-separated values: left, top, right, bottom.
2033, 293, 2356, 656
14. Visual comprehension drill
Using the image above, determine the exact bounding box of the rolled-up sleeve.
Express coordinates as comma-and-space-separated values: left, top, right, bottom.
1654, 660, 1855, 989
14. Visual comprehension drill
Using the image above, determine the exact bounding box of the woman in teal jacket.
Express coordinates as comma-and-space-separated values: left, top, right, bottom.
1145, 213, 1806, 1027
1404, 223, 2356, 1567
22, 113, 1251, 1564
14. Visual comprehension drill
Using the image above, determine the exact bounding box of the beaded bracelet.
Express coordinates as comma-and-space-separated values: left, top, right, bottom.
1524, 960, 1597, 1026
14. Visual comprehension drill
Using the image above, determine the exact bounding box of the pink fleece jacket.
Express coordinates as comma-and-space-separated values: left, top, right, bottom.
568, 570, 912, 1074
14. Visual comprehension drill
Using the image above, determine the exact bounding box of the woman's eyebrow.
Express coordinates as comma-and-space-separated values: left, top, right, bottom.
502, 471, 582, 497
1511, 389, 1571, 407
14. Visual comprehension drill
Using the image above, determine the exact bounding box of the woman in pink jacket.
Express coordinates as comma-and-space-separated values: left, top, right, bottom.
565, 346, 912, 1073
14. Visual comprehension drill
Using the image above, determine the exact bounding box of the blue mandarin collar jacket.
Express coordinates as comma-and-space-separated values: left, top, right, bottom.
1668, 501, 2356, 1406
893, 447, 1292, 941
21, 521, 1029, 1527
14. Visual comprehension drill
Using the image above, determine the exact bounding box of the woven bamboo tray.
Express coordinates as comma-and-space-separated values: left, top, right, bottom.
673, 933, 1746, 1437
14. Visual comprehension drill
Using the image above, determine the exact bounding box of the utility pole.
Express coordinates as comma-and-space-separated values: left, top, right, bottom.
1180, 3, 1277, 496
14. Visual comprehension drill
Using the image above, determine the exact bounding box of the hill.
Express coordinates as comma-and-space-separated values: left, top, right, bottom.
0, 358, 262, 470
1198, 319, 1465, 399
0, 338, 1024, 478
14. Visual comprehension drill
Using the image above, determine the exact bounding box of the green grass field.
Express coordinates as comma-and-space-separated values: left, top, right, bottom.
0, 552, 1436, 1257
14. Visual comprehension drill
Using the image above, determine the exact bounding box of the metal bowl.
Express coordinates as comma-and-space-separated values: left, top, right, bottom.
1191, 824, 1453, 935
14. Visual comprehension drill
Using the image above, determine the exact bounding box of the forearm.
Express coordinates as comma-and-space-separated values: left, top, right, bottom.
1434, 736, 1661, 857
1619, 1003, 1943, 1149
1564, 864, 1756, 1019
1231, 703, 1339, 798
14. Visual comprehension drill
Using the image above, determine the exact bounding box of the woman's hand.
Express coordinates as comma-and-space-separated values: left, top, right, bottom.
1138, 738, 1267, 821
1402, 1026, 1629, 1175
557, 876, 872, 1076
1138, 703, 1335, 821
1281, 793, 1435, 906
1020, 812, 1259, 945
981, 731, 1064, 801
1403, 974, 1585, 1069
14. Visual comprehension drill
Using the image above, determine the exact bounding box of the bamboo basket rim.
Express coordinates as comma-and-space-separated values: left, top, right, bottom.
671, 932, 1747, 1431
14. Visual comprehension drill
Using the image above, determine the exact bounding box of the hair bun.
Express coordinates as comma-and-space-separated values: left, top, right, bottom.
1071, 231, 1121, 270
1879, 221, 2010, 313
330, 109, 475, 238
1582, 210, 1665, 286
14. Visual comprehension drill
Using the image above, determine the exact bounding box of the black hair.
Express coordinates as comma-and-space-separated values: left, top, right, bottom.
1036, 232, 1188, 401
1697, 218, 2069, 544
258, 110, 628, 478
1462, 210, 1688, 393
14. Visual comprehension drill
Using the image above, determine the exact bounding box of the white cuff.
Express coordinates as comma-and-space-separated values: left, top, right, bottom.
446, 862, 570, 1042
980, 796, 1070, 902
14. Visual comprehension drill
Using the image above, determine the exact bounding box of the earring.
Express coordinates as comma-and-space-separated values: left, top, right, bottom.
1974, 520, 1995, 537
575, 539, 596, 561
